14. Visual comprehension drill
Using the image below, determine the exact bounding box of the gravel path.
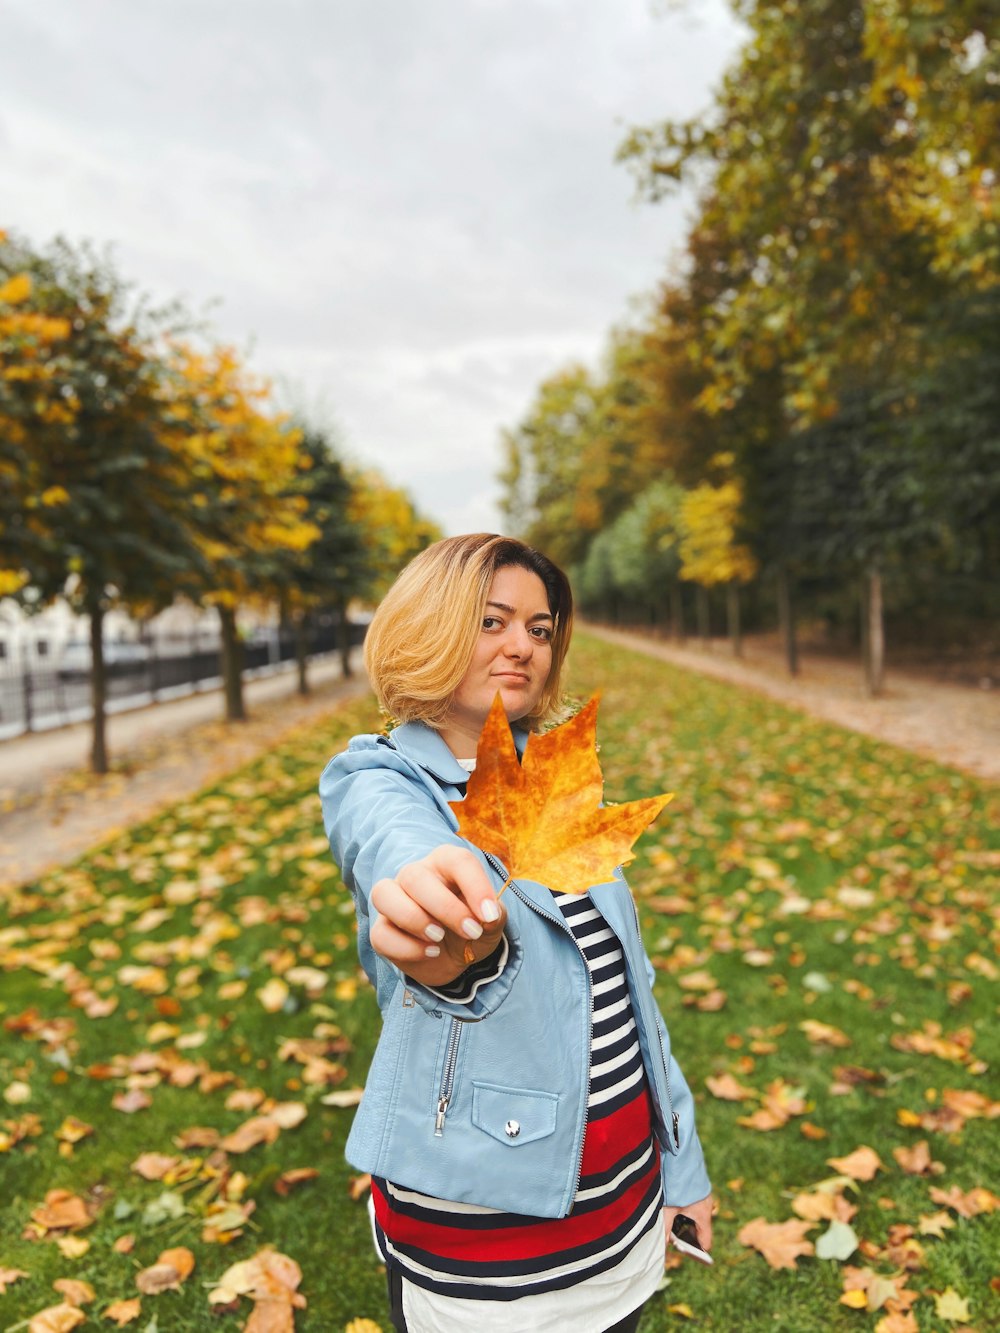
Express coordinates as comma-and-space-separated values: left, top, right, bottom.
2, 630, 996, 894
586, 625, 1000, 783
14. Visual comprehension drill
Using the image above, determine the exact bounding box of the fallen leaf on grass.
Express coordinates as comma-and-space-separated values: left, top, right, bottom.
344, 1322, 383, 1333
826, 1146, 883, 1181
54, 1237, 89, 1259
933, 1287, 971, 1322
0, 1266, 30, 1293
929, 1184, 998, 1218
918, 1210, 956, 1238
348, 1173, 372, 1201
27, 1303, 86, 1333
791, 1190, 856, 1223
892, 1140, 942, 1175
874, 1313, 918, 1333
273, 1167, 319, 1196
737, 1217, 815, 1269
705, 1073, 755, 1101
101, 1297, 142, 1324
131, 1152, 181, 1180
940, 1087, 1000, 1120
321, 1088, 364, 1107
52, 1279, 94, 1306
26, 1189, 94, 1237
202, 1198, 256, 1243
208, 1248, 306, 1329
135, 1246, 195, 1294
800, 1020, 851, 1048
111, 1090, 151, 1114
815, 1219, 859, 1260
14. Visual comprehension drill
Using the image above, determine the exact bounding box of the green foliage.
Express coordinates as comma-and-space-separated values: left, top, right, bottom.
0, 231, 203, 618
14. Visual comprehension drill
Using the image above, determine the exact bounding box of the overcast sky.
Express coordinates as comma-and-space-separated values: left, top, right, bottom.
1, 0, 744, 535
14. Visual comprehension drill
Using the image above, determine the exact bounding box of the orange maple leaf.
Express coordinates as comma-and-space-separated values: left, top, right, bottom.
450, 695, 672, 896
737, 1216, 815, 1269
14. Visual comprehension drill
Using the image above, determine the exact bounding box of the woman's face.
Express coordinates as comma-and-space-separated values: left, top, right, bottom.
441, 565, 554, 753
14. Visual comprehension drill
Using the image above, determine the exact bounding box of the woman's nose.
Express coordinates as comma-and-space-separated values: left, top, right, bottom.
504, 624, 534, 659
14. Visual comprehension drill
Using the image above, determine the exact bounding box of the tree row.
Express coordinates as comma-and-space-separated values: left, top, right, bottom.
0, 230, 439, 770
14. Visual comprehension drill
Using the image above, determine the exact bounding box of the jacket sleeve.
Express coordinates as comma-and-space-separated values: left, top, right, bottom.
319, 739, 522, 1021
644, 952, 712, 1208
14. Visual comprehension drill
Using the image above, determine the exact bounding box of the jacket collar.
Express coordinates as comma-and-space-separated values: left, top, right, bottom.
389, 719, 529, 786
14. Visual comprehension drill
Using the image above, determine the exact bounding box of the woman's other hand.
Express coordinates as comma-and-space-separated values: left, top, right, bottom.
369, 845, 507, 987
663, 1193, 715, 1262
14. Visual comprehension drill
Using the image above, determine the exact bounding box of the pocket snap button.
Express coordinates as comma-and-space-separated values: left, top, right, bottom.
504, 1119, 521, 1139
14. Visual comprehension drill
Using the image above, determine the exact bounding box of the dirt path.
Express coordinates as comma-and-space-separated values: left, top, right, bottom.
585, 625, 1000, 784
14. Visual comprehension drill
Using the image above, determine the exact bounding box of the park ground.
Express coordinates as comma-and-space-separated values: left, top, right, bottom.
0, 631, 997, 1330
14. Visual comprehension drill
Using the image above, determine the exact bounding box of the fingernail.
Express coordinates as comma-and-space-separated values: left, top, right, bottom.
425, 944, 441, 958
462, 917, 483, 940
480, 899, 500, 923
425, 923, 445, 942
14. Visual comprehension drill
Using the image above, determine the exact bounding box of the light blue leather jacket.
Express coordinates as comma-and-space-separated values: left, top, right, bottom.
319, 720, 711, 1218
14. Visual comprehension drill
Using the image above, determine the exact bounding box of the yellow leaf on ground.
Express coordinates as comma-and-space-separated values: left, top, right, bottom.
827, 1146, 883, 1181
52, 1278, 94, 1306
800, 1019, 851, 1047
344, 1322, 383, 1333
101, 1297, 142, 1324
0, 1267, 30, 1294
840, 1289, 868, 1308
934, 1287, 971, 1322
450, 695, 672, 894
28, 1304, 86, 1333
918, 1210, 955, 1238
54, 1237, 89, 1259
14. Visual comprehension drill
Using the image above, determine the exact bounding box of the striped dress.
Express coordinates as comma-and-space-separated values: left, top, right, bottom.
370, 890, 664, 1305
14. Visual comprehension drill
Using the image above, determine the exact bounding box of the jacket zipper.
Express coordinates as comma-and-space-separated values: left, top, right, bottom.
486, 853, 593, 1206
627, 891, 679, 1148
434, 1017, 463, 1136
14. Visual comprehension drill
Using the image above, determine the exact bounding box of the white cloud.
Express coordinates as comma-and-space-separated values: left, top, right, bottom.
0, 0, 744, 535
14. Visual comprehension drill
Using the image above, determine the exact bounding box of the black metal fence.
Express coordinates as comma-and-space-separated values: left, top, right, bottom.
0, 617, 366, 741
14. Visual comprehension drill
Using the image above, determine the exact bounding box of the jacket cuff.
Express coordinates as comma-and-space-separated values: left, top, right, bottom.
403, 930, 522, 1021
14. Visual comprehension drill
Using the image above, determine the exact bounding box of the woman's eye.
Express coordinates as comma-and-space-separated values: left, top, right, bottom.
531, 626, 552, 642
482, 616, 502, 631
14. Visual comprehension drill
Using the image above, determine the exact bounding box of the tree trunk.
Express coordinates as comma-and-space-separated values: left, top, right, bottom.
864, 561, 885, 697
294, 614, 310, 696
695, 586, 710, 645
670, 582, 685, 643
218, 604, 246, 721
89, 603, 108, 773
776, 564, 799, 677
335, 597, 353, 678
726, 583, 742, 657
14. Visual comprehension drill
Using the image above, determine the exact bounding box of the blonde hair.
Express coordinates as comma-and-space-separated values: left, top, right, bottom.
364, 534, 574, 731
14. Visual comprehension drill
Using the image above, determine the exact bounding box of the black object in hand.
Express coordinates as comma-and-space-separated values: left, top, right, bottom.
671, 1212, 713, 1265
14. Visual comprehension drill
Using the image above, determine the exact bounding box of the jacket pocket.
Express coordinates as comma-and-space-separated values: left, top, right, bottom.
471, 1081, 558, 1147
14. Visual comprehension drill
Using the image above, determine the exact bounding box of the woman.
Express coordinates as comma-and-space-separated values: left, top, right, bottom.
320, 534, 712, 1333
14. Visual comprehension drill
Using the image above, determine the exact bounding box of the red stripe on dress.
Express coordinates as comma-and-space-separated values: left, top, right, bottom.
373, 1087, 659, 1266
579, 1082, 655, 1176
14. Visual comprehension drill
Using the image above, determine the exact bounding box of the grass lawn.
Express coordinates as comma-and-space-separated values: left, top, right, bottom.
1, 632, 997, 1332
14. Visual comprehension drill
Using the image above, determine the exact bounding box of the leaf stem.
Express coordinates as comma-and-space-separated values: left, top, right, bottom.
496, 873, 514, 901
